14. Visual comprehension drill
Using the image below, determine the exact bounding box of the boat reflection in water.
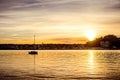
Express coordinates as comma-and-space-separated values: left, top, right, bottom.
29, 53, 37, 76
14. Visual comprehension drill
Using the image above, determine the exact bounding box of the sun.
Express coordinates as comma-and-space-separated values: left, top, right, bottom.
85, 30, 96, 41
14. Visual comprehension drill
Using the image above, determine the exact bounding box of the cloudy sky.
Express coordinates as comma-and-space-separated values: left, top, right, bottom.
0, 0, 120, 44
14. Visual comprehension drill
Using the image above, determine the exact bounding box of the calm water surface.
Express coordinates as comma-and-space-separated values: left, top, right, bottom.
0, 50, 120, 80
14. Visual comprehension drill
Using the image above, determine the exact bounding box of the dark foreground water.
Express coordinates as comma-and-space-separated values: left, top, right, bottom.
0, 50, 120, 80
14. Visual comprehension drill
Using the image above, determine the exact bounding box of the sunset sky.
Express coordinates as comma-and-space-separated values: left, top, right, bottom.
0, 0, 120, 44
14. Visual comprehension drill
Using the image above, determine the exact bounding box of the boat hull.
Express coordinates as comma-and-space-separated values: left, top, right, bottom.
29, 51, 38, 54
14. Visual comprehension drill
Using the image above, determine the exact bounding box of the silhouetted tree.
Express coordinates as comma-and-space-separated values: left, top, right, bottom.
102, 35, 119, 48
86, 34, 120, 49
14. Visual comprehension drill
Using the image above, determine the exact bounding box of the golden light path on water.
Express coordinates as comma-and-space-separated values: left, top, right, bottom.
87, 50, 104, 77
88, 50, 95, 74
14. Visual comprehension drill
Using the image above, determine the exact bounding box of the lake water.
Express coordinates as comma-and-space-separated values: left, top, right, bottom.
0, 50, 120, 80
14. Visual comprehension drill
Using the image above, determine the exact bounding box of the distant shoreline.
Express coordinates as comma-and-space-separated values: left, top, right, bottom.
0, 44, 120, 50
1, 48, 120, 50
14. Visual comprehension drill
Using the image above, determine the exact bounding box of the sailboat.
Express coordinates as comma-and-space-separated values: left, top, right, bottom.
29, 35, 38, 54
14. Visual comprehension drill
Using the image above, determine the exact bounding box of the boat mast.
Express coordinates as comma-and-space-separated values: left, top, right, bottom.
34, 35, 35, 50
34, 35, 35, 45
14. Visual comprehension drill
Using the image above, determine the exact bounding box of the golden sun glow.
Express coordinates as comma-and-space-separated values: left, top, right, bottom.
85, 30, 96, 41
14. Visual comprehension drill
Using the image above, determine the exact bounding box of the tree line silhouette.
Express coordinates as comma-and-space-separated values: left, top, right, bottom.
0, 34, 120, 50
0, 44, 84, 50
86, 34, 120, 49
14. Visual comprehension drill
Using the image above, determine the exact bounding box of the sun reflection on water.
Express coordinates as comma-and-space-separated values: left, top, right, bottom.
88, 50, 95, 74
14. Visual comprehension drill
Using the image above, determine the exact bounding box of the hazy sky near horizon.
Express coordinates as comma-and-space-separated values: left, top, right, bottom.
0, 0, 120, 44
